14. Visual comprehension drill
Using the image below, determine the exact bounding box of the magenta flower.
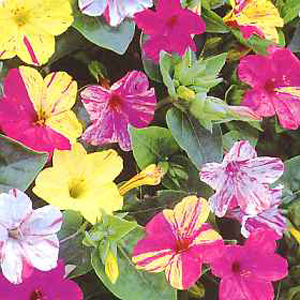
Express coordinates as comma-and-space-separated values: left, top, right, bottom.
132, 196, 223, 290
227, 186, 286, 238
0, 261, 83, 299
210, 228, 288, 300
200, 140, 284, 217
80, 71, 156, 151
239, 47, 300, 130
134, 0, 206, 62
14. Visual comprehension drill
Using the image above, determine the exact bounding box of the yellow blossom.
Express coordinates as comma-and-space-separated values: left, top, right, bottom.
33, 143, 123, 224
290, 227, 300, 244
105, 250, 119, 284
0, 0, 73, 65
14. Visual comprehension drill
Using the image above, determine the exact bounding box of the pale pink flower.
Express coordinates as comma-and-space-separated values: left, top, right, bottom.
200, 140, 284, 217
0, 189, 62, 284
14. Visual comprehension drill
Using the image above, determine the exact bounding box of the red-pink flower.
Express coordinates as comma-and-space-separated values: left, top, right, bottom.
211, 228, 288, 300
239, 47, 300, 130
134, 0, 206, 62
80, 71, 156, 151
200, 140, 284, 217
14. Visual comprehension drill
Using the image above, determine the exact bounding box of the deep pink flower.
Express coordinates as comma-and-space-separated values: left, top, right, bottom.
80, 71, 156, 151
0, 261, 83, 299
200, 140, 284, 217
134, 0, 206, 62
239, 47, 300, 130
227, 186, 286, 238
210, 228, 288, 300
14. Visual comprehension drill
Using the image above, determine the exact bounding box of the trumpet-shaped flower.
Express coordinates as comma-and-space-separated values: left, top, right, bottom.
227, 187, 286, 238
0, 67, 82, 156
0, 189, 62, 284
223, 0, 283, 43
78, 0, 153, 26
134, 0, 206, 62
211, 228, 288, 300
33, 143, 123, 224
239, 47, 300, 130
80, 71, 156, 151
200, 140, 284, 217
0, 0, 73, 65
0, 261, 83, 299
132, 196, 223, 290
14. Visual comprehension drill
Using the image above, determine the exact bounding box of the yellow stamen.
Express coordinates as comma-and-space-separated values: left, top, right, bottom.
274, 86, 300, 98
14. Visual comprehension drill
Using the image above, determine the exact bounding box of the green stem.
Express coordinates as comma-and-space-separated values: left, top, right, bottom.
178, 290, 189, 300
60, 221, 88, 244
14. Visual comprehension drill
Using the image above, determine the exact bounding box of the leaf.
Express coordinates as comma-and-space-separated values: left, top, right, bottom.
0, 135, 47, 192
202, 8, 229, 33
222, 130, 258, 151
73, 10, 135, 55
91, 227, 177, 300
289, 21, 300, 53
129, 126, 180, 169
280, 0, 300, 23
204, 52, 227, 76
166, 107, 223, 170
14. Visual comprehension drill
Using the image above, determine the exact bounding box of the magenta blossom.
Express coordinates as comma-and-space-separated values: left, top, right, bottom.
200, 140, 284, 217
134, 0, 206, 62
239, 47, 300, 130
210, 228, 288, 300
0, 261, 83, 299
227, 186, 286, 238
80, 71, 156, 151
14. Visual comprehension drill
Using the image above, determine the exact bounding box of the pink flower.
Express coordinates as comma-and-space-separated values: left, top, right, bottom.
239, 47, 300, 130
134, 0, 206, 62
227, 186, 286, 238
211, 228, 288, 300
200, 140, 284, 217
0, 189, 62, 284
132, 196, 223, 290
0, 261, 83, 299
80, 71, 156, 151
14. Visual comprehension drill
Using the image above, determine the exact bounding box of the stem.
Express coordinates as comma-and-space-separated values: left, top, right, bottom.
178, 290, 189, 300
60, 221, 88, 244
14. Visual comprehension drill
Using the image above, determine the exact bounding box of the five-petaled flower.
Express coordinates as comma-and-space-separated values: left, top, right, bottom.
0, 189, 62, 284
132, 196, 223, 290
239, 47, 300, 130
211, 228, 288, 300
134, 0, 206, 62
223, 0, 283, 43
78, 0, 153, 26
80, 70, 156, 151
200, 140, 284, 217
0, 261, 83, 299
0, 0, 73, 65
0, 66, 82, 157
33, 143, 123, 224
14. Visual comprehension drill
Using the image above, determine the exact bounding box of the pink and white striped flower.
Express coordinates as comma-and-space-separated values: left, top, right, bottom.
200, 141, 284, 217
0, 189, 62, 284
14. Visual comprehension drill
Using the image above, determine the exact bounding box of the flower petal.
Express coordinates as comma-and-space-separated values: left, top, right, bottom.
78, 0, 107, 17
200, 162, 225, 190
224, 140, 257, 162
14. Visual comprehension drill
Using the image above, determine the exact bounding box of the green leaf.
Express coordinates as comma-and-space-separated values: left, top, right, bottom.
91, 227, 177, 300
129, 126, 180, 169
289, 21, 300, 53
278, 156, 300, 193
222, 130, 258, 151
202, 8, 229, 33
166, 107, 223, 170
204, 52, 227, 76
280, 0, 300, 23
0, 135, 47, 192
73, 11, 135, 55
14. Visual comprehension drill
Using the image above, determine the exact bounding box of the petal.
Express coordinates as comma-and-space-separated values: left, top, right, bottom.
224, 140, 257, 162
78, 0, 107, 17
0, 19, 18, 60
134, 9, 162, 35
200, 162, 225, 190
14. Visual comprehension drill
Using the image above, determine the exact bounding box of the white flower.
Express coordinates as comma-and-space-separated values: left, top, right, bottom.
0, 189, 62, 284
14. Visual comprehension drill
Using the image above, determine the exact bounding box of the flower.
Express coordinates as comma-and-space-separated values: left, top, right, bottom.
223, 0, 283, 43
200, 140, 284, 217
80, 70, 156, 151
210, 228, 288, 300
0, 0, 73, 65
0, 67, 82, 156
132, 196, 223, 290
0, 261, 83, 299
33, 143, 123, 224
238, 47, 300, 130
105, 250, 119, 284
78, 0, 153, 26
134, 0, 206, 62
119, 164, 164, 196
227, 186, 286, 238
0, 189, 62, 284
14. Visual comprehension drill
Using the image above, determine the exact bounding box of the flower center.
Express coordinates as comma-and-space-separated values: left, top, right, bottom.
69, 178, 86, 199
226, 162, 240, 177
30, 289, 45, 300
232, 261, 241, 273
167, 15, 178, 27
11, 7, 30, 27
8, 228, 19, 239
264, 78, 276, 93
109, 94, 123, 110
175, 238, 190, 253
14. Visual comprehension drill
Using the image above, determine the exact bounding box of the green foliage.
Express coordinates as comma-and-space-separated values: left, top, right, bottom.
275, 0, 300, 23
222, 129, 258, 151
202, 7, 229, 33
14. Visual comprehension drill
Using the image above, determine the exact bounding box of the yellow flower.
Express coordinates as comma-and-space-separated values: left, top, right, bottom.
33, 143, 124, 224
105, 250, 119, 284
119, 164, 164, 196
0, 0, 73, 65
289, 227, 300, 244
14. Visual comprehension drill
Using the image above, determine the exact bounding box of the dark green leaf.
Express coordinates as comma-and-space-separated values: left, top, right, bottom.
202, 8, 229, 33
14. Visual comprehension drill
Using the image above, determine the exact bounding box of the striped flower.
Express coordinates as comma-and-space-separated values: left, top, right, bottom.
0, 66, 82, 157
132, 196, 223, 290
